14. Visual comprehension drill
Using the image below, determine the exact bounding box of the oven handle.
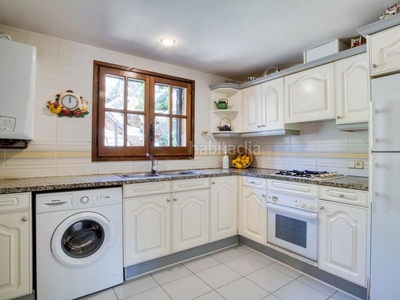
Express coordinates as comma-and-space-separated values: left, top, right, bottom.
267, 203, 318, 220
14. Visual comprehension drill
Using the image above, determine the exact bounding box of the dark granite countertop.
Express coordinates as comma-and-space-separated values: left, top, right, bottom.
0, 168, 369, 194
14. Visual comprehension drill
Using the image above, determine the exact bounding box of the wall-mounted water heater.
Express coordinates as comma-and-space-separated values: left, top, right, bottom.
0, 37, 36, 148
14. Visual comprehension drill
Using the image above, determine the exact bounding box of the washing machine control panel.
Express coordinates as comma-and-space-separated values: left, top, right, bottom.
72, 189, 121, 208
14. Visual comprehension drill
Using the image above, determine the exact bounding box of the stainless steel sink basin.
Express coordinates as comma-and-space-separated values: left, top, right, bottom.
119, 173, 164, 179
159, 170, 199, 176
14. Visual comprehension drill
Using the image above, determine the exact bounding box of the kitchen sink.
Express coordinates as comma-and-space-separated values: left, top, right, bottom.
119, 172, 164, 179
159, 170, 200, 176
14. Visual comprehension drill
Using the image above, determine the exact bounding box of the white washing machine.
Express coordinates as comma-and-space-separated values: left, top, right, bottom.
36, 187, 123, 300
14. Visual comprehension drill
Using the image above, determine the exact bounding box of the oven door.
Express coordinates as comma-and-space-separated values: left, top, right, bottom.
267, 203, 318, 261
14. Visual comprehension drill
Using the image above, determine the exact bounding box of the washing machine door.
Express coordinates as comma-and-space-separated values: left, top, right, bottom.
51, 212, 115, 267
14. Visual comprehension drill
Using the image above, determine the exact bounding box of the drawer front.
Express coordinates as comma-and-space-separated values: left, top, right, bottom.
123, 181, 171, 198
0, 193, 31, 212
268, 180, 318, 197
172, 178, 209, 192
242, 177, 267, 189
320, 186, 368, 207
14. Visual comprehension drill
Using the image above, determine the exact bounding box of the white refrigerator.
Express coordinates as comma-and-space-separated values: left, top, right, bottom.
370, 73, 400, 299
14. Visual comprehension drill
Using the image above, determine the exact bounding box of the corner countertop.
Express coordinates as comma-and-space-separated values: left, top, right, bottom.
0, 168, 369, 194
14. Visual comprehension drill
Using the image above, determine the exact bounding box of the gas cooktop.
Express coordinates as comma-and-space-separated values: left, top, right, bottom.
273, 170, 344, 180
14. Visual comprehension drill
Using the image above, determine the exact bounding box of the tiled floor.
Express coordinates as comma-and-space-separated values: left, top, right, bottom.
79, 245, 362, 300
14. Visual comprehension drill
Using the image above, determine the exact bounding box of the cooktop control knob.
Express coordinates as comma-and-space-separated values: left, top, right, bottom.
80, 196, 89, 204
299, 202, 307, 208
307, 203, 315, 210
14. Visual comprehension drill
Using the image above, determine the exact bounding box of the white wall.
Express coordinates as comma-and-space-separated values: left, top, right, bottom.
0, 25, 369, 178
0, 24, 226, 178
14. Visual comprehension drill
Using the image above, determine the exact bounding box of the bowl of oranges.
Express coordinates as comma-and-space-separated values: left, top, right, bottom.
230, 146, 253, 169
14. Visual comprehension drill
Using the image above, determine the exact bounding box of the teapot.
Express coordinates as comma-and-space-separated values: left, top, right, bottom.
214, 98, 228, 109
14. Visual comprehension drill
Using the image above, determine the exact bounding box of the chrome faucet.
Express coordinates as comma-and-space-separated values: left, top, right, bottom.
146, 153, 158, 174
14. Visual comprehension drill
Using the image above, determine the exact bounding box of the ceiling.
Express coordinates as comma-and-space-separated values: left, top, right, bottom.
0, 0, 395, 81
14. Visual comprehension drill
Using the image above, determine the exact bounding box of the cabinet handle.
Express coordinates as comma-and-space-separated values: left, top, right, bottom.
173, 198, 177, 201
167, 199, 171, 202
320, 206, 324, 210
372, 63, 377, 69
212, 182, 215, 184
262, 194, 266, 198
22, 216, 28, 222
338, 194, 344, 198
337, 116, 341, 119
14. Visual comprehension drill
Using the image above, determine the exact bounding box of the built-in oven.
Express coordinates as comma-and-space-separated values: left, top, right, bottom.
267, 191, 319, 262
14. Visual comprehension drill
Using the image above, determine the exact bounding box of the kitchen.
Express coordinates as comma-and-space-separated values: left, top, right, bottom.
0, 1, 398, 300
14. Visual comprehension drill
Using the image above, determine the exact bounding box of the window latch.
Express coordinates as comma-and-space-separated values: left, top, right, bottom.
150, 123, 154, 142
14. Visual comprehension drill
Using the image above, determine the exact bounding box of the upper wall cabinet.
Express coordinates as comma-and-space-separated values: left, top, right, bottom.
335, 53, 369, 125
242, 84, 262, 132
242, 78, 298, 134
369, 25, 400, 77
284, 63, 335, 123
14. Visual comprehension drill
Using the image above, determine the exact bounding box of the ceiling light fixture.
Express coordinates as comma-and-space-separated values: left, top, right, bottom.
160, 37, 176, 46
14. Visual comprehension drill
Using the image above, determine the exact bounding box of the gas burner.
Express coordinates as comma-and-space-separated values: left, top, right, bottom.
274, 170, 343, 180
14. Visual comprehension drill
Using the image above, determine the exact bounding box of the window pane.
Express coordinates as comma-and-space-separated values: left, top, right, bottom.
172, 87, 186, 115
105, 75, 124, 109
154, 116, 170, 147
104, 112, 124, 146
172, 118, 186, 146
155, 83, 169, 114
128, 79, 145, 111
127, 114, 144, 146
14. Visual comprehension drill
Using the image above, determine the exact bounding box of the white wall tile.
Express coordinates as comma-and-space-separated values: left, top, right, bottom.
36, 61, 58, 90
100, 49, 136, 67
59, 39, 101, 69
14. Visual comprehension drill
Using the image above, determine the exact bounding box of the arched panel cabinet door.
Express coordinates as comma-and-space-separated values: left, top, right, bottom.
284, 63, 335, 123
369, 25, 400, 76
318, 200, 367, 287
172, 189, 209, 252
335, 53, 370, 124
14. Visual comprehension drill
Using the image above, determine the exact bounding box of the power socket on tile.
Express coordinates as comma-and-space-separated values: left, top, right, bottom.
355, 160, 364, 169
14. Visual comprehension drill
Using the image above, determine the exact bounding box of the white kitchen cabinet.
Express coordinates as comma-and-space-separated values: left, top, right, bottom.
242, 78, 288, 132
369, 24, 400, 76
240, 178, 267, 245
318, 200, 367, 286
123, 179, 209, 265
242, 84, 262, 132
210, 176, 238, 242
284, 63, 335, 123
335, 53, 369, 124
124, 194, 171, 265
172, 189, 209, 252
0, 193, 32, 300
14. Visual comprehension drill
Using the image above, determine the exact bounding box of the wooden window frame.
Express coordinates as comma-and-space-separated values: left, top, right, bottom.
92, 61, 195, 162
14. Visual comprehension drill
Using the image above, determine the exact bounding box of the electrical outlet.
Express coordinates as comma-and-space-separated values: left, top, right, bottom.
355, 160, 364, 169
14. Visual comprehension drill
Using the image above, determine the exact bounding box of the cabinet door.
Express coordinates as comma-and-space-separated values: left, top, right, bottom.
172, 189, 209, 252
335, 53, 369, 124
284, 63, 335, 123
124, 194, 171, 266
261, 78, 284, 130
242, 85, 262, 132
318, 201, 367, 286
369, 25, 400, 76
210, 177, 238, 242
240, 186, 267, 245
0, 211, 31, 299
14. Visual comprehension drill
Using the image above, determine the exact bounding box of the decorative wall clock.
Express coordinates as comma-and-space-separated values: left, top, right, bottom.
47, 90, 89, 118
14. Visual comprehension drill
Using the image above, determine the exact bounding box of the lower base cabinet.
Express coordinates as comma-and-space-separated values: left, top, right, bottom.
123, 184, 209, 266
0, 193, 32, 300
210, 176, 238, 242
240, 181, 267, 245
318, 200, 367, 286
